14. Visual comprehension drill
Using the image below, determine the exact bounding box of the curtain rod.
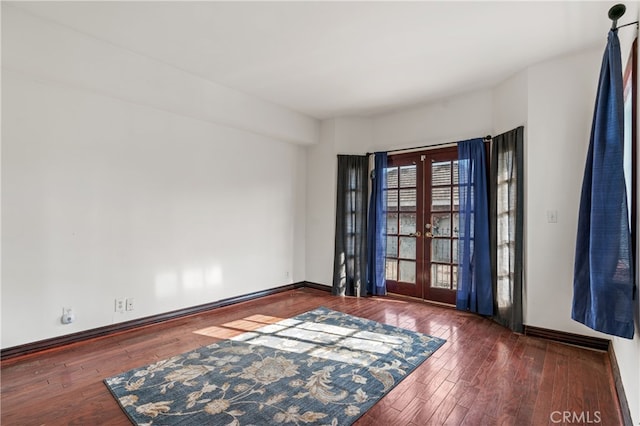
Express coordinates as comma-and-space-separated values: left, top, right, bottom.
368, 135, 491, 156
615, 21, 639, 30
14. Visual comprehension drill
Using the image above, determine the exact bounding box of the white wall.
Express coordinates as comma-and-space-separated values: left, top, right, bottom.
372, 89, 494, 150
525, 48, 603, 335
305, 120, 337, 286
492, 70, 528, 136
1, 6, 313, 348
1, 5, 318, 146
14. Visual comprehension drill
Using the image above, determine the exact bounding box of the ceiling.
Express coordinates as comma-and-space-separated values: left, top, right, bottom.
8, 1, 634, 119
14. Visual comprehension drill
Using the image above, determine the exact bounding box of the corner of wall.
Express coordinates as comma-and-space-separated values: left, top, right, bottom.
492, 69, 528, 136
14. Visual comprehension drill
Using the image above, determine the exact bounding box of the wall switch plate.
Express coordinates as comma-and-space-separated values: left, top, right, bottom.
126, 298, 134, 311
115, 298, 125, 313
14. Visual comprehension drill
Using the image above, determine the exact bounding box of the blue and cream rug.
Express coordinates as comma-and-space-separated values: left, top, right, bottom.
104, 307, 446, 425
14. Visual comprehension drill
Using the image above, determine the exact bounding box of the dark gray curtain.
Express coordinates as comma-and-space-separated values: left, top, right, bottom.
490, 126, 524, 332
333, 155, 369, 296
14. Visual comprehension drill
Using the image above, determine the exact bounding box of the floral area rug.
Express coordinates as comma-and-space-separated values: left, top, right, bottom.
104, 307, 446, 425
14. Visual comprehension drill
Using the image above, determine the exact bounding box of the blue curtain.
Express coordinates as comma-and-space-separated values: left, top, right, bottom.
572, 30, 635, 339
367, 152, 388, 295
457, 139, 493, 315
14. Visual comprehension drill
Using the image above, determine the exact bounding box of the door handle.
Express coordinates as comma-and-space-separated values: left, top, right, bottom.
408, 232, 422, 237
424, 223, 433, 238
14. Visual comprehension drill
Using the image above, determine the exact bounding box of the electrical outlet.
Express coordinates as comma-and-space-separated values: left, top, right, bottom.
115, 298, 125, 313
61, 307, 75, 324
126, 298, 134, 311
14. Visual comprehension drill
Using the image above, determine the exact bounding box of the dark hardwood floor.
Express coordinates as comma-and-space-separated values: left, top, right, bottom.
1, 288, 623, 425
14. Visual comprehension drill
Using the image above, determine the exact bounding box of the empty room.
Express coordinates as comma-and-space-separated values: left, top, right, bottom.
2, 1, 639, 425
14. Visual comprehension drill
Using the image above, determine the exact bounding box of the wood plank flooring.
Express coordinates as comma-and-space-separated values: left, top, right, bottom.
1, 288, 624, 425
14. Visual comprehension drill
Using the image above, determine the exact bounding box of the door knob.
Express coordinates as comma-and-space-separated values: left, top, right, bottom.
424, 231, 433, 238
408, 232, 422, 237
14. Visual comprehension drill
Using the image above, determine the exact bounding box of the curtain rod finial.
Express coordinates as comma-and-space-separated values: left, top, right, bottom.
609, 3, 626, 29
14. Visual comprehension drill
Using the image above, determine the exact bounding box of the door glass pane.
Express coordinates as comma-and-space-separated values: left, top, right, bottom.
399, 237, 416, 259
399, 189, 416, 211
399, 165, 416, 188
431, 264, 451, 289
385, 259, 397, 280
387, 190, 398, 211
432, 239, 450, 263
452, 266, 458, 290
399, 213, 416, 234
453, 160, 459, 184
432, 188, 451, 211
452, 239, 459, 263
386, 236, 398, 257
432, 213, 452, 237
386, 168, 398, 189
453, 187, 460, 211
452, 213, 460, 237
432, 161, 451, 186
399, 260, 416, 283
387, 213, 398, 234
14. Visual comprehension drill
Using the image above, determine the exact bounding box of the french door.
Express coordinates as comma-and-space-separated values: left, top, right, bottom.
384, 147, 459, 304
